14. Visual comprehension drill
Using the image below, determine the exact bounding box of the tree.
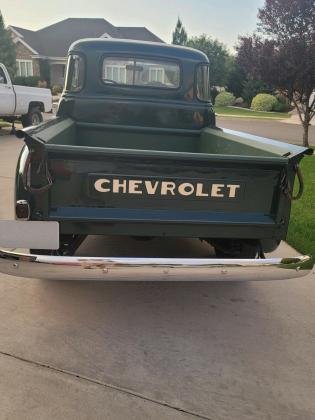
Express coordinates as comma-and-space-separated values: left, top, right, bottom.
186, 35, 230, 87
0, 11, 16, 77
236, 0, 315, 147
257, 0, 314, 40
172, 18, 188, 46
225, 56, 247, 98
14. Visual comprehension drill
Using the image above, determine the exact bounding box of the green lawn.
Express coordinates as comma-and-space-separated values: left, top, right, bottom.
0, 119, 10, 128
287, 156, 314, 263
214, 106, 290, 119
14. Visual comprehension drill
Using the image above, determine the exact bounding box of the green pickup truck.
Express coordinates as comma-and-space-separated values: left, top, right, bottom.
0, 39, 312, 281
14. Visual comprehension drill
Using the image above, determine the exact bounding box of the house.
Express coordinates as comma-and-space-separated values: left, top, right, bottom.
8, 18, 164, 86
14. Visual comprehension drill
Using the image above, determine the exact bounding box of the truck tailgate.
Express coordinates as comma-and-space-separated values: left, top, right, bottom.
42, 145, 290, 239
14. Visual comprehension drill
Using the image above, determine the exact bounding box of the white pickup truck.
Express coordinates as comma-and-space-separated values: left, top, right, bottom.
0, 63, 52, 127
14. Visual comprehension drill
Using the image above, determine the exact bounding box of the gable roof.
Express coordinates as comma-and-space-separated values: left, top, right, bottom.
116, 27, 163, 43
10, 18, 164, 58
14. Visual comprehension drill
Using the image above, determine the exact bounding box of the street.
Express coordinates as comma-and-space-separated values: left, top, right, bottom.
0, 125, 314, 420
217, 116, 315, 146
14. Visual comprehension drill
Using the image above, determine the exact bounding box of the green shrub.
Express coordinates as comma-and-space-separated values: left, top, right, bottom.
273, 101, 287, 112
273, 94, 291, 112
242, 80, 271, 106
51, 84, 63, 95
37, 80, 47, 88
215, 91, 236, 107
251, 93, 277, 112
234, 97, 245, 106
14, 76, 41, 87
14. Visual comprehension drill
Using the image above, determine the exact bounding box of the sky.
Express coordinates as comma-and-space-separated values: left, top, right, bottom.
1, 0, 265, 51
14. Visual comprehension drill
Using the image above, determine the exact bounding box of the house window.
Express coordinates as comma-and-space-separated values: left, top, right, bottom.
17, 60, 33, 77
102, 57, 180, 89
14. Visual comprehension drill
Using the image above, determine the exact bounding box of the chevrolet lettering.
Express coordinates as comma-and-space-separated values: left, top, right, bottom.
93, 177, 242, 199
0, 39, 312, 281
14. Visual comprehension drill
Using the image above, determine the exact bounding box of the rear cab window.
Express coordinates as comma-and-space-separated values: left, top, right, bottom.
102, 57, 180, 89
65, 54, 85, 92
196, 64, 210, 101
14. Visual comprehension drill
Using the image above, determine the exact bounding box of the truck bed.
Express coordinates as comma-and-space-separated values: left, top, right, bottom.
18, 118, 310, 240
39, 118, 289, 157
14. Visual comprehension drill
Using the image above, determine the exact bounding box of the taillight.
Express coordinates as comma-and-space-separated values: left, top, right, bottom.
15, 200, 31, 220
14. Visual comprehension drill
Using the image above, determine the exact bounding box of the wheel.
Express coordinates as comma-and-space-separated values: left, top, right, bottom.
21, 107, 43, 127
31, 234, 86, 256
207, 239, 263, 259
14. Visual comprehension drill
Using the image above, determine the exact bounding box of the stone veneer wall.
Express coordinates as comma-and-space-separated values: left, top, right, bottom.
15, 41, 40, 77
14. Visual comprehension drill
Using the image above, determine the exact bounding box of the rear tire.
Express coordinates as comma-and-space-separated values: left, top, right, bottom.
21, 107, 43, 128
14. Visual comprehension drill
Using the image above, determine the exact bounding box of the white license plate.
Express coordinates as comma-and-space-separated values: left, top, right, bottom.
0, 221, 59, 249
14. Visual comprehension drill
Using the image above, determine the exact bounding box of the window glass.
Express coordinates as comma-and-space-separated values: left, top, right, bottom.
0, 67, 7, 84
196, 65, 210, 101
103, 58, 132, 84
20, 62, 26, 76
102, 57, 180, 89
65, 55, 85, 92
17, 60, 33, 77
26, 61, 32, 76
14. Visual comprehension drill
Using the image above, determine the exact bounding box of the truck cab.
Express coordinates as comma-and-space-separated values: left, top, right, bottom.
58, 39, 215, 129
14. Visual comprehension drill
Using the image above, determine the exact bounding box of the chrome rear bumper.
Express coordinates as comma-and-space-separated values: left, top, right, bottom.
0, 249, 312, 281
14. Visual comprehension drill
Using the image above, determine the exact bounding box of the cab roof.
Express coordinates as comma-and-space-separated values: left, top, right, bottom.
69, 38, 209, 63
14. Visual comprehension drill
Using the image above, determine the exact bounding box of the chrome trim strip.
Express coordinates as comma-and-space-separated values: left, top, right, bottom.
0, 250, 312, 281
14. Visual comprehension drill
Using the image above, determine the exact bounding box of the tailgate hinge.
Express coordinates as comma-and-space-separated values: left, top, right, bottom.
280, 164, 304, 201
22, 138, 53, 194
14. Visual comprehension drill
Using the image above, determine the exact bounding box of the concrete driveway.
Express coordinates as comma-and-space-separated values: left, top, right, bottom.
0, 128, 314, 420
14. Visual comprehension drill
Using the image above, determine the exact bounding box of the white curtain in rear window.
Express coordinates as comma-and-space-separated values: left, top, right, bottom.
102, 57, 180, 89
